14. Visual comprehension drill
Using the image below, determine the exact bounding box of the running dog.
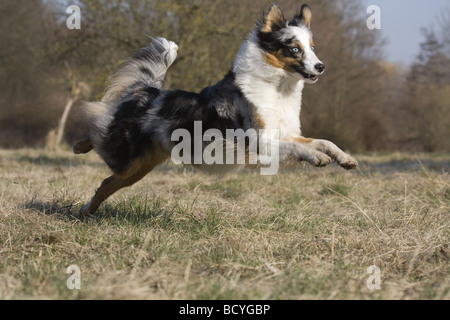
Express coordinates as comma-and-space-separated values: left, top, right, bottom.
74, 4, 358, 216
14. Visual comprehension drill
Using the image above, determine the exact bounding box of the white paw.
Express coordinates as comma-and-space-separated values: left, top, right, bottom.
309, 151, 332, 167
338, 154, 359, 170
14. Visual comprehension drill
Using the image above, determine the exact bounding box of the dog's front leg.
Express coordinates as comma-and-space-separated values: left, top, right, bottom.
277, 140, 332, 167
289, 137, 358, 170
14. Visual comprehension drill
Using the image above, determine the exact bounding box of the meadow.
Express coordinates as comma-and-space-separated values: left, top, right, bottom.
0, 148, 448, 300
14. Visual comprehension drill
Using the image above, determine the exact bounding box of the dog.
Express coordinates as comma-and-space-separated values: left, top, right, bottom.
73, 4, 358, 216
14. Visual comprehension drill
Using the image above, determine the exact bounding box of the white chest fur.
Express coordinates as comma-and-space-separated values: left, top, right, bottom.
233, 37, 305, 140
236, 72, 304, 140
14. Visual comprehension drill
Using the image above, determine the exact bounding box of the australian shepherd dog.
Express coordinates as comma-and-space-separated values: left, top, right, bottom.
74, 4, 358, 216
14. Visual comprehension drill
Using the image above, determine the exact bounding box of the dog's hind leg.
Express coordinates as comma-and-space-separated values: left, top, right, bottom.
78, 149, 169, 217
79, 167, 151, 217
73, 138, 94, 154
79, 175, 129, 216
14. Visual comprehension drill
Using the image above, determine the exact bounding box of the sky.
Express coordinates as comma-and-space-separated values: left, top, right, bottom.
361, 0, 449, 66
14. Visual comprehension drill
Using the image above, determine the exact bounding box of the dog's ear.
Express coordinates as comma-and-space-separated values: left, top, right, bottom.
290, 4, 312, 29
260, 4, 287, 33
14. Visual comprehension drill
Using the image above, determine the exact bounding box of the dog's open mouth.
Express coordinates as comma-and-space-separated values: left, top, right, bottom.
300, 71, 319, 82
304, 74, 318, 81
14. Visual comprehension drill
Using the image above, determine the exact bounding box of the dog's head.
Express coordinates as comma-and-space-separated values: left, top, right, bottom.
257, 4, 324, 83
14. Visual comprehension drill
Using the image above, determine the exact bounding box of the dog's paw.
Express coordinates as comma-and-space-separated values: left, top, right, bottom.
309, 151, 332, 168
73, 139, 94, 155
309, 140, 358, 170
78, 202, 92, 217
70, 212, 85, 222
338, 155, 359, 170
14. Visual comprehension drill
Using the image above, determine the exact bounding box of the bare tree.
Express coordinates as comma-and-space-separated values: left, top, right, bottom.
402, 14, 450, 152
46, 63, 91, 151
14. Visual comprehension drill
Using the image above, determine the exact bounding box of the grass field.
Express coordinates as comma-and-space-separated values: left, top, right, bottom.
0, 148, 448, 300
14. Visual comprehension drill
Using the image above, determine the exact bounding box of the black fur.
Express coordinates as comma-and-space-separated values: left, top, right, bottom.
100, 72, 261, 174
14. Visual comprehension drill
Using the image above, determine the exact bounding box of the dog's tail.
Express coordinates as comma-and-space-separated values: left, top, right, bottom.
102, 37, 178, 104
75, 38, 178, 155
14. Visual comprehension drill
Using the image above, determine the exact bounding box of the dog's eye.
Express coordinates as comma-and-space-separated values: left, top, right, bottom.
291, 47, 300, 53
311, 46, 315, 52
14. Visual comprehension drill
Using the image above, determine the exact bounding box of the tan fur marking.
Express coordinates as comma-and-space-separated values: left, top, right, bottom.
119, 145, 169, 179
288, 136, 314, 144
302, 6, 312, 29
264, 52, 286, 69
264, 47, 302, 72
80, 145, 170, 216
254, 112, 266, 129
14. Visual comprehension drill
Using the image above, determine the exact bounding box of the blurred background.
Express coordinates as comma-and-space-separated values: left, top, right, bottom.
0, 0, 449, 152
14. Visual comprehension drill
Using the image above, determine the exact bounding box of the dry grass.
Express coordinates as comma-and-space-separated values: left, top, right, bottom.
0, 149, 448, 300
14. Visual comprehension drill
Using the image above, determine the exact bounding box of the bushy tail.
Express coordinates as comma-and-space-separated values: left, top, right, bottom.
79, 38, 178, 154
102, 37, 178, 104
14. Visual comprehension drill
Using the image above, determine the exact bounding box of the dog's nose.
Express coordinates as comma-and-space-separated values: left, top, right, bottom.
315, 63, 325, 73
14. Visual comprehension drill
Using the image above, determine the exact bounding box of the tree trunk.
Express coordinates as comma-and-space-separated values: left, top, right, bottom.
55, 97, 74, 147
